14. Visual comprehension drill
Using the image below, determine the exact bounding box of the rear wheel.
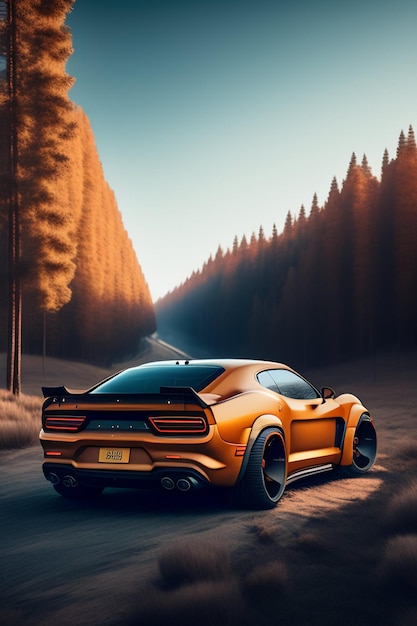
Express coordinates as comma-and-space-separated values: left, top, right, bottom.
341, 416, 377, 476
234, 428, 287, 509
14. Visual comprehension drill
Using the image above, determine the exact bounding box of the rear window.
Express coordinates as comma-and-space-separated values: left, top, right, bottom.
90, 364, 225, 394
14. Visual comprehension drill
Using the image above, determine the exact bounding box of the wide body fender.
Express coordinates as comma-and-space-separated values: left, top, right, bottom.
337, 393, 373, 466
235, 415, 285, 484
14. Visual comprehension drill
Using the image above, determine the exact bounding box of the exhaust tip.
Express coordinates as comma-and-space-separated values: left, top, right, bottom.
47, 472, 60, 485
62, 475, 78, 488
176, 478, 191, 492
161, 476, 175, 491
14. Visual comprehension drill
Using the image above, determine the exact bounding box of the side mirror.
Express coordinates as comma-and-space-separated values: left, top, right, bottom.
321, 386, 335, 404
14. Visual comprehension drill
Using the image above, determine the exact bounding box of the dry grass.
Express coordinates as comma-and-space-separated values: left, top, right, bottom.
2, 348, 417, 626
384, 480, 417, 533
379, 534, 417, 592
375, 447, 417, 626
124, 443, 417, 626
129, 579, 243, 626
128, 540, 242, 626
242, 560, 289, 603
293, 531, 330, 555
129, 539, 290, 626
377, 467, 417, 623
0, 390, 43, 449
158, 539, 232, 589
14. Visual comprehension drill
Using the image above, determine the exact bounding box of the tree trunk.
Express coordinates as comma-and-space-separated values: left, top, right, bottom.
6, 0, 21, 395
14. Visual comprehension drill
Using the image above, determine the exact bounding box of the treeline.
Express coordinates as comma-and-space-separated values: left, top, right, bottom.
19, 107, 156, 364
156, 127, 417, 369
0, 0, 155, 367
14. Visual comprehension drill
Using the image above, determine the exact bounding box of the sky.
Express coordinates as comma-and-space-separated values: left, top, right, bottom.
66, 0, 417, 302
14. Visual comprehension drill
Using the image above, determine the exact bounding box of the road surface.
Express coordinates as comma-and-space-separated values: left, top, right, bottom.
1, 350, 416, 625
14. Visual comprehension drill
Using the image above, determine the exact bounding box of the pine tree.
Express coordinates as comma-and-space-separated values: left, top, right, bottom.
406, 124, 416, 148
392, 126, 417, 344
0, 0, 76, 393
345, 153, 357, 180
284, 210, 293, 236
396, 130, 406, 157
156, 127, 417, 366
361, 154, 372, 176
0, 1, 155, 378
381, 148, 390, 175
258, 225, 266, 246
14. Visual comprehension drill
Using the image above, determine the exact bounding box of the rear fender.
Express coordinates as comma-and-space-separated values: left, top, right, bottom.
340, 408, 372, 466
236, 415, 284, 483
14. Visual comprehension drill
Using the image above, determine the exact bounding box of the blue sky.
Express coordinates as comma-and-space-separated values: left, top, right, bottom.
67, 0, 417, 301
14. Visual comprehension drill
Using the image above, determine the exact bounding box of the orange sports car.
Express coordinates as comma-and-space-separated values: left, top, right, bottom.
40, 359, 377, 509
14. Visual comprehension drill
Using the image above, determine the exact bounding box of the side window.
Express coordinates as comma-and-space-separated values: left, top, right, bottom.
257, 370, 279, 392
258, 369, 319, 400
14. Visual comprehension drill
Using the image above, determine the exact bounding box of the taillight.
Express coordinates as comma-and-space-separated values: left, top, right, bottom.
44, 416, 87, 432
149, 417, 207, 434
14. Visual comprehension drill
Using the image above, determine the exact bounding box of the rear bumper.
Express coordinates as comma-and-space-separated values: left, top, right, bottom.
42, 462, 210, 492
40, 426, 246, 487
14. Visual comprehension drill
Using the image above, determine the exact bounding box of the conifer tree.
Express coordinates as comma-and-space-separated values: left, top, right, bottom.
156, 126, 417, 366
298, 204, 306, 225
284, 210, 293, 235
406, 124, 416, 148
0, 0, 76, 393
1, 0, 155, 381
392, 125, 417, 344
396, 130, 406, 156
381, 148, 390, 175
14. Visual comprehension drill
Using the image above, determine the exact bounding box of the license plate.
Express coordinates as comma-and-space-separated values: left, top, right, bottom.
99, 448, 130, 463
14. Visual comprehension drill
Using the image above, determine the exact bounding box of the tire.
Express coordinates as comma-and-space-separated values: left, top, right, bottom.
52, 476, 103, 500
341, 416, 377, 476
234, 428, 287, 510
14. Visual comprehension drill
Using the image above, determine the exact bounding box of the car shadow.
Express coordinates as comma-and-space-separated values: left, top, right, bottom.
37, 464, 387, 518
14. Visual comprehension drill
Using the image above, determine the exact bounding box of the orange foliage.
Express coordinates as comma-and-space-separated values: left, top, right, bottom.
0, 0, 155, 364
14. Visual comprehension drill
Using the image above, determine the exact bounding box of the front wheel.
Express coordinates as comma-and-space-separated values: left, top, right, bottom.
233, 428, 287, 510
341, 416, 377, 476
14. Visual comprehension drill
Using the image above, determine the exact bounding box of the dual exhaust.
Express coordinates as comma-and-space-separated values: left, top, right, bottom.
47, 471, 200, 492
160, 476, 199, 492
47, 472, 78, 488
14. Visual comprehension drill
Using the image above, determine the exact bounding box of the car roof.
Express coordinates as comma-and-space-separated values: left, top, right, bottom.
139, 358, 289, 369
138, 358, 294, 396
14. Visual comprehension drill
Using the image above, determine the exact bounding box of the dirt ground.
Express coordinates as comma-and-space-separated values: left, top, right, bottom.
1, 346, 416, 625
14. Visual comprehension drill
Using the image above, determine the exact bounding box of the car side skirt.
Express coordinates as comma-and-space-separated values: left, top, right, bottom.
286, 463, 333, 485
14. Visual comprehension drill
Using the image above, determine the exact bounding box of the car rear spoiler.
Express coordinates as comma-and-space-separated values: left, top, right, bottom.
42, 385, 80, 398
41, 385, 209, 408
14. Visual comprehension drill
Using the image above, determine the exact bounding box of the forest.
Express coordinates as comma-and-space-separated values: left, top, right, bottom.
156, 126, 417, 370
2, 1, 417, 384
0, 0, 155, 382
